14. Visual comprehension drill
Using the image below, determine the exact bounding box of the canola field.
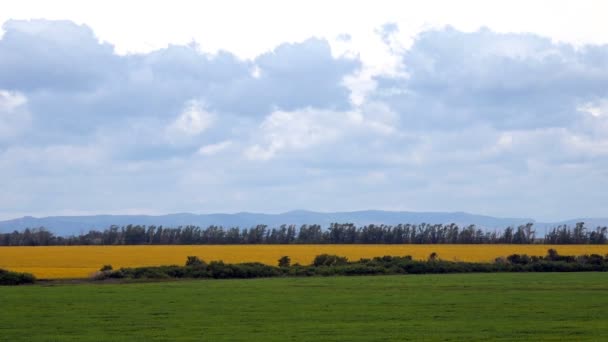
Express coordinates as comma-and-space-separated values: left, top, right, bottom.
1, 244, 608, 279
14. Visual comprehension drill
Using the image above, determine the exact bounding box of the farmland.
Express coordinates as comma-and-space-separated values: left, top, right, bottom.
2, 244, 608, 279
1, 273, 607, 341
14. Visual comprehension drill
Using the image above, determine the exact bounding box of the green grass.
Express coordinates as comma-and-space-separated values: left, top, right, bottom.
1, 273, 607, 341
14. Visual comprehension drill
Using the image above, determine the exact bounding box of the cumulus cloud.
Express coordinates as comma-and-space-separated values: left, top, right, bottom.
166, 100, 215, 139
578, 99, 608, 118
374, 27, 608, 130
0, 89, 30, 141
0, 20, 359, 146
2, 19, 608, 220
198, 140, 232, 156
0, 20, 117, 91
252, 38, 360, 111
245, 108, 350, 160
245, 102, 400, 161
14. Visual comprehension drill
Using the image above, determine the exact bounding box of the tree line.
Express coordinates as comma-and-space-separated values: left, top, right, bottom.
1, 222, 607, 245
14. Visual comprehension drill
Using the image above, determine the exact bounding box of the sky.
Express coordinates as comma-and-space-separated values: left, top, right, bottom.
1, 0, 608, 221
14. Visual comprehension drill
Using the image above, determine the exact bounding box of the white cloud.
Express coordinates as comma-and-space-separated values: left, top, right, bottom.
166, 100, 214, 140
0, 90, 26, 110
198, 140, 232, 156
2, 18, 608, 220
578, 99, 608, 117
0, 89, 30, 140
374, 27, 608, 130
4, 1, 608, 55
244, 104, 399, 161
245, 108, 346, 160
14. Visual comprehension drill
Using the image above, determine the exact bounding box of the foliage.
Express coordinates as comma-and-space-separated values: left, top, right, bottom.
277, 256, 291, 267
4, 244, 608, 279
99, 264, 113, 271
0, 268, 36, 285
546, 223, 608, 244
185, 256, 205, 267
2, 222, 606, 245
312, 254, 348, 266
92, 250, 608, 281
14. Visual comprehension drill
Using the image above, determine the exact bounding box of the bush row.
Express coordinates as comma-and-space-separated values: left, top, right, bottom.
93, 249, 608, 281
0, 269, 36, 285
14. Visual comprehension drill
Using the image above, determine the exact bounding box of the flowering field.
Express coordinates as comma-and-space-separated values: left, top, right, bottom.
2, 244, 608, 279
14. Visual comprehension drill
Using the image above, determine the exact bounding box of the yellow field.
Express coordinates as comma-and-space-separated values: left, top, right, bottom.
1, 244, 608, 279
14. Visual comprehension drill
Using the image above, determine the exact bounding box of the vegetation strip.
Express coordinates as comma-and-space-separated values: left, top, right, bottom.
91, 249, 608, 282
3, 248, 600, 285
3, 221, 607, 245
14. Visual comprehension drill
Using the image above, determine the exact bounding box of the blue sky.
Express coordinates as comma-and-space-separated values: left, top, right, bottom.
1, 1, 607, 220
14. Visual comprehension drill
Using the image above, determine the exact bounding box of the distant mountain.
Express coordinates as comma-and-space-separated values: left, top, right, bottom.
0, 210, 606, 236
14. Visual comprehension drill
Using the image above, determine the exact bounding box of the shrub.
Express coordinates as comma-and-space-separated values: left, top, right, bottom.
546, 248, 559, 261
207, 261, 232, 278
278, 256, 291, 268
507, 254, 532, 265
494, 256, 507, 264
340, 265, 386, 276
232, 263, 281, 278
88, 249, 608, 282
313, 254, 348, 267
185, 256, 205, 267
100, 264, 113, 272
0, 268, 36, 285
577, 254, 605, 265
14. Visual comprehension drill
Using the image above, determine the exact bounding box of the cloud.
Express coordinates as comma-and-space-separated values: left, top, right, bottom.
0, 89, 30, 141
2, 20, 608, 221
578, 99, 608, 118
373, 27, 608, 130
244, 103, 399, 161
252, 38, 360, 112
198, 140, 232, 156
0, 20, 117, 91
166, 100, 214, 139
245, 108, 349, 160
0, 20, 359, 147
377, 22, 399, 46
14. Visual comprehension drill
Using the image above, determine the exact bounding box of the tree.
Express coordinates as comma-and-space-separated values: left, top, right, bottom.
278, 256, 291, 267
100, 265, 113, 272
185, 256, 205, 267
546, 248, 559, 261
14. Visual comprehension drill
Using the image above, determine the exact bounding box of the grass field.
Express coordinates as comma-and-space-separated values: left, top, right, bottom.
1, 273, 607, 341
2, 244, 608, 279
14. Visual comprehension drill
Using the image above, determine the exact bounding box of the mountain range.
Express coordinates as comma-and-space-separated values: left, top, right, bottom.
1, 210, 607, 236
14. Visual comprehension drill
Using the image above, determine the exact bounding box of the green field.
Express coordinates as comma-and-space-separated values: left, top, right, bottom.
2, 273, 607, 341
